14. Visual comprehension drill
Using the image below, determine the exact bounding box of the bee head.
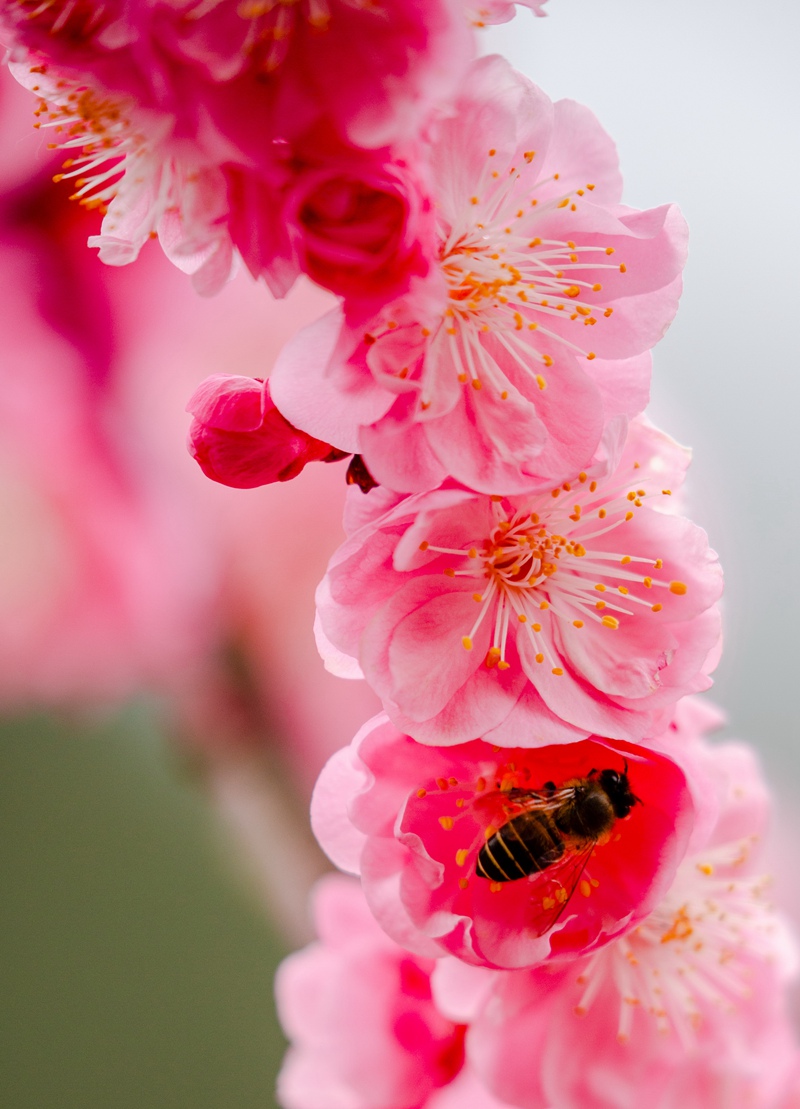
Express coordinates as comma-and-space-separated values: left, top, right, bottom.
598, 760, 641, 819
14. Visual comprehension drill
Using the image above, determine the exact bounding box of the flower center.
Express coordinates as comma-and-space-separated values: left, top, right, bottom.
571, 838, 781, 1043
10, 0, 111, 39
419, 466, 687, 674
188, 0, 380, 73
368, 146, 627, 405
29, 68, 139, 215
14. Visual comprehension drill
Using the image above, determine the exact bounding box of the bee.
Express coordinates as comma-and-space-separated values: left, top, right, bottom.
476, 763, 641, 935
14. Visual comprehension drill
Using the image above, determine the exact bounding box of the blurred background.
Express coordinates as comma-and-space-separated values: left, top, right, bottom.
1, 0, 798, 1105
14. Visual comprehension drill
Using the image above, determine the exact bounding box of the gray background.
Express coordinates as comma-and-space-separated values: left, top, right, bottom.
487, 0, 800, 785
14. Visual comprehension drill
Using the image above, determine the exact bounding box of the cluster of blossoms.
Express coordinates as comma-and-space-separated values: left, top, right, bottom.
3, 2, 797, 1107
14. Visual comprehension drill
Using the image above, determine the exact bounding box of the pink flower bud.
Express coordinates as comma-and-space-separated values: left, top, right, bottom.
186, 375, 344, 488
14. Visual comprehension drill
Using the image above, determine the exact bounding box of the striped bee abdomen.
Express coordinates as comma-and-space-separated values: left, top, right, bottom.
476, 810, 565, 882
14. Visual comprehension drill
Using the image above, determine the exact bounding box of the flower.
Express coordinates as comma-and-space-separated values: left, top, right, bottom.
465, 1, 548, 26
316, 418, 723, 745
2, 0, 473, 298
456, 729, 798, 1109
276, 873, 466, 1109
186, 374, 346, 488
11, 59, 235, 294
311, 714, 695, 969
270, 55, 686, 494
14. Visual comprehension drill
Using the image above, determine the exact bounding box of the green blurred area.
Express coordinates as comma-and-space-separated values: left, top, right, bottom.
0, 709, 288, 1109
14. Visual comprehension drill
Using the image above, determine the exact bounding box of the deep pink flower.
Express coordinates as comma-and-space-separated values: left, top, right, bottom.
270, 55, 686, 494
276, 873, 466, 1109
316, 418, 723, 745
311, 715, 694, 969
454, 726, 798, 1109
186, 374, 344, 488
226, 134, 437, 307
1, 0, 472, 297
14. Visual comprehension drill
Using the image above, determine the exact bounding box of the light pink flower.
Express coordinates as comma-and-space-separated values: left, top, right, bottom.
270, 55, 686, 494
276, 873, 466, 1109
316, 418, 723, 745
465, 1, 548, 26
311, 714, 695, 969
186, 375, 345, 488
11, 56, 236, 294
456, 730, 798, 1109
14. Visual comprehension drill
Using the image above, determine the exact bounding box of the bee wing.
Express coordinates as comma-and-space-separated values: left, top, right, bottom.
503, 786, 578, 816
524, 841, 595, 938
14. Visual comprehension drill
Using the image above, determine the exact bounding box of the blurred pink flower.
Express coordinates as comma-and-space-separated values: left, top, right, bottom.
0, 78, 379, 783
311, 714, 695, 969
276, 873, 466, 1109
316, 418, 722, 746
271, 56, 685, 494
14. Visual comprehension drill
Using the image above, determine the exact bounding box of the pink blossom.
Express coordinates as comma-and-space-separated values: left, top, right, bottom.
227, 135, 436, 307
276, 873, 466, 1109
465, 2, 548, 26
456, 728, 798, 1109
311, 715, 694, 969
2, 0, 472, 297
186, 374, 345, 488
316, 418, 723, 746
270, 55, 686, 494
10, 58, 235, 294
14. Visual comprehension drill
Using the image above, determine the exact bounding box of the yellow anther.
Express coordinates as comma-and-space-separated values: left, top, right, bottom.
621, 555, 631, 564
476, 777, 486, 792
670, 581, 688, 595
651, 603, 663, 612
419, 541, 429, 551
459, 878, 469, 890
535, 652, 544, 664
456, 849, 469, 866
618, 587, 629, 595
552, 667, 564, 676
536, 374, 547, 390
439, 816, 454, 830
498, 660, 511, 671
417, 789, 427, 798
602, 616, 620, 629
532, 623, 542, 633
595, 584, 606, 592
462, 636, 473, 650
518, 614, 527, 623
580, 880, 592, 898
573, 620, 584, 628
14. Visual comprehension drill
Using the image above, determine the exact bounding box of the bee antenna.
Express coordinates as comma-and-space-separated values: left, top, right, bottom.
622, 758, 629, 776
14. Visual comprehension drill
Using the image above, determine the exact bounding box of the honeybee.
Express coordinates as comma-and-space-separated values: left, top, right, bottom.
476, 764, 641, 935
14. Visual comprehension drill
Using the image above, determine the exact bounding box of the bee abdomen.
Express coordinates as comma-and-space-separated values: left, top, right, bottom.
476, 812, 565, 883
